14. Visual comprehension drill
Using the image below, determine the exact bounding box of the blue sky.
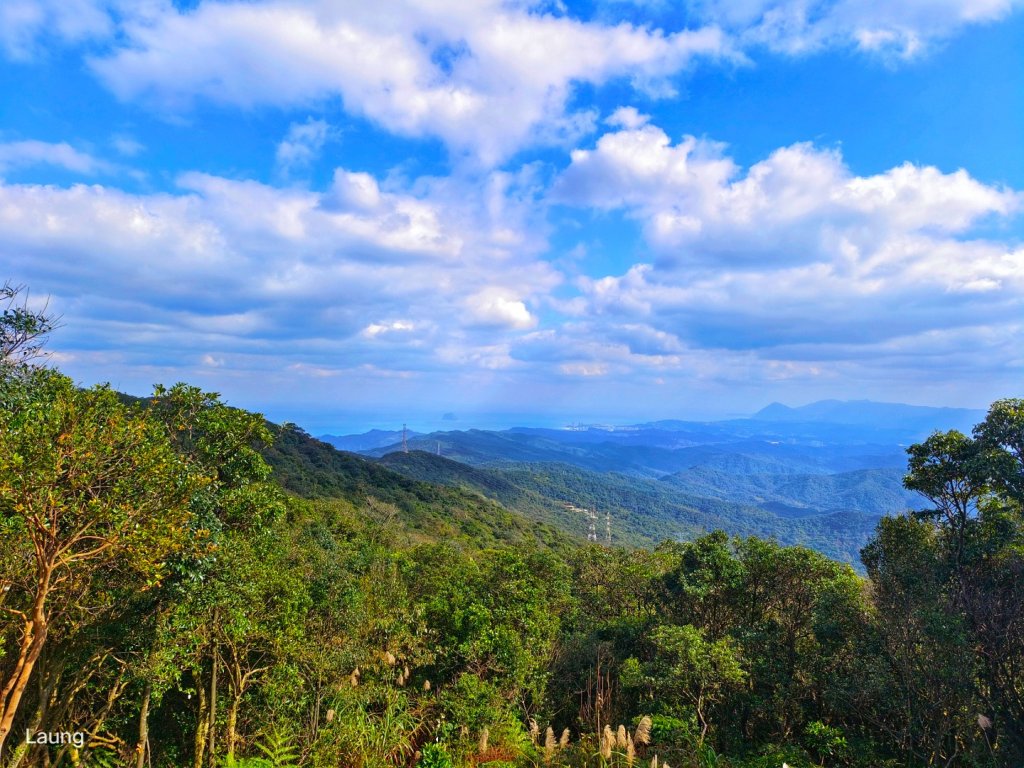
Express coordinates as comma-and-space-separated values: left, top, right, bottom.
1, 0, 1022, 433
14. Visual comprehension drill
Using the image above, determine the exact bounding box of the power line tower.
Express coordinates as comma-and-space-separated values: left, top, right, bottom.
587, 508, 598, 542
402, 423, 408, 453
605, 510, 611, 545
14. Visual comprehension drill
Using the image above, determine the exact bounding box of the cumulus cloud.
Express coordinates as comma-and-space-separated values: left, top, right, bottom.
465, 288, 538, 330
88, 0, 731, 164
0, 161, 558, 397
552, 121, 1024, 382
556, 123, 1018, 263
0, 140, 108, 175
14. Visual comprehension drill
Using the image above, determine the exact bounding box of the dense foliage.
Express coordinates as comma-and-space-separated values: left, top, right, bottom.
1, 297, 1022, 766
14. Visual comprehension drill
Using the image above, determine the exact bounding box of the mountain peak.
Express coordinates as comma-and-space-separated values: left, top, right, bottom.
754, 402, 797, 419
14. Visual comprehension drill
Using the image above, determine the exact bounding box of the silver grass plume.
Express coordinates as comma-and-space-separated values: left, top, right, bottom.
634, 716, 652, 746
601, 725, 614, 759
559, 728, 570, 748
617, 724, 628, 748
626, 733, 636, 766
478, 726, 489, 755
529, 719, 540, 746
544, 727, 556, 764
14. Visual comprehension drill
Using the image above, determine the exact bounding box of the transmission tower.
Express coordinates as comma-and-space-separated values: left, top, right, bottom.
605, 511, 611, 545
402, 423, 408, 453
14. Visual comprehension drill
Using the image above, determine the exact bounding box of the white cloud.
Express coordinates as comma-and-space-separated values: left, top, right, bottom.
549, 120, 1023, 390
465, 289, 538, 330
276, 118, 335, 172
0, 140, 108, 175
606, 106, 651, 129
0, 0, 113, 60
686, 0, 1023, 58
0, 162, 558, 391
363, 320, 416, 338
89, 0, 731, 164
555, 124, 1018, 267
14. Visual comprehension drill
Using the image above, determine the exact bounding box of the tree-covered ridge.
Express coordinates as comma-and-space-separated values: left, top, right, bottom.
376, 453, 881, 564
2, 290, 1023, 767
262, 424, 571, 552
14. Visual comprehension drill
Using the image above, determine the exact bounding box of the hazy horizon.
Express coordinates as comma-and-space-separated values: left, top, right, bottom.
287, 397, 988, 439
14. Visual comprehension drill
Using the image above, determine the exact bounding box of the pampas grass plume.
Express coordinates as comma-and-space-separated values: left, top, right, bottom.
634, 716, 652, 746
544, 727, 556, 763
602, 725, 614, 758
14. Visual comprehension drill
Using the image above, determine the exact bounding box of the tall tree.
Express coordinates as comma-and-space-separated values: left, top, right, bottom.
0, 374, 203, 758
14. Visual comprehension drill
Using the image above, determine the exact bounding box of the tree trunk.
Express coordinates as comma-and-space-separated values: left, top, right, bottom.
207, 650, 217, 768
226, 694, 240, 762
192, 678, 207, 768
7, 657, 60, 768
134, 681, 153, 768
0, 569, 51, 758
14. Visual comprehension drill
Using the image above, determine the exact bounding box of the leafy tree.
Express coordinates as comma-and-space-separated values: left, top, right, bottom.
99, 383, 288, 768
624, 624, 746, 745
659, 532, 746, 639
0, 282, 57, 368
0, 373, 203, 757
903, 430, 991, 568
861, 515, 976, 765
974, 398, 1024, 502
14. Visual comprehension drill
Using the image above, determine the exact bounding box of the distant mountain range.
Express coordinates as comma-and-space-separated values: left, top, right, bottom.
318, 428, 422, 452
751, 399, 983, 431
308, 400, 977, 566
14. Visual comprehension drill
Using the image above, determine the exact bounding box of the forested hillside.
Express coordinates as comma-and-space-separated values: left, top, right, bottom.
324, 406, 961, 564
2, 292, 1023, 768
262, 425, 570, 551
377, 452, 880, 564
